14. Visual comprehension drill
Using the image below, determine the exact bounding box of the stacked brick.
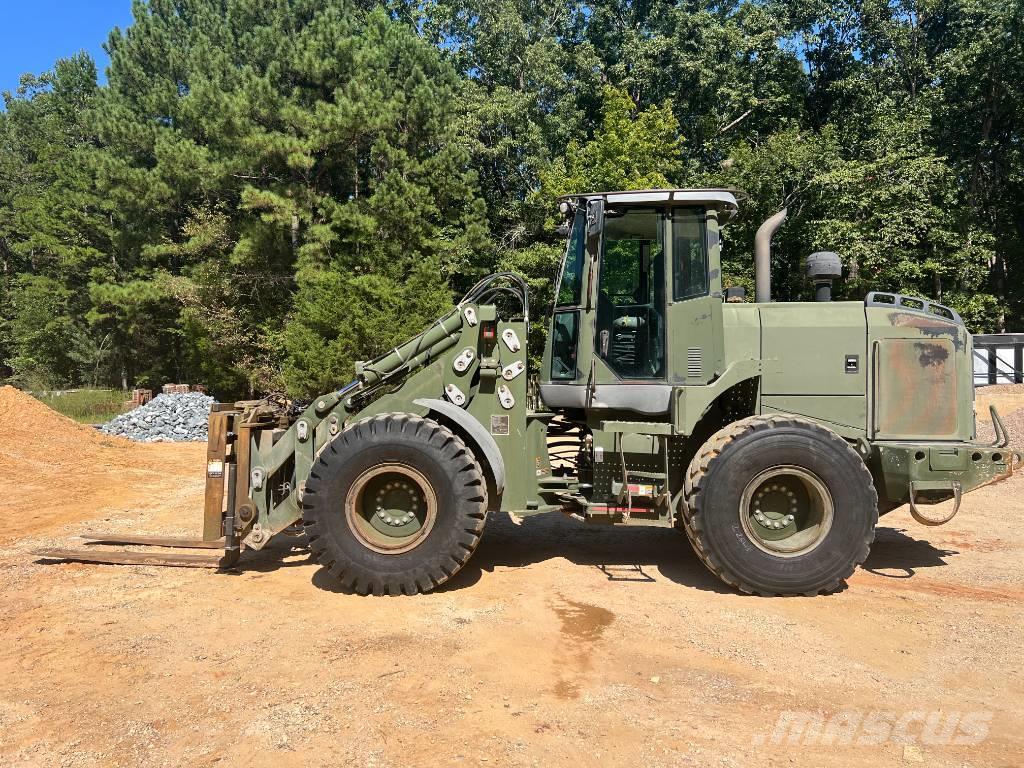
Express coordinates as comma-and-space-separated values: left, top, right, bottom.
123, 389, 153, 410
160, 383, 208, 395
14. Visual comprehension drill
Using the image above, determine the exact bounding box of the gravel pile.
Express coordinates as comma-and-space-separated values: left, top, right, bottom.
100, 392, 215, 442
977, 408, 1024, 453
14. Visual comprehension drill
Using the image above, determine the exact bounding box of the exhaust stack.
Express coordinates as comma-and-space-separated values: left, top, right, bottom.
754, 208, 787, 303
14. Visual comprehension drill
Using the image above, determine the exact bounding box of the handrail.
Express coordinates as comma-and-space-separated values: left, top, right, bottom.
990, 405, 1011, 449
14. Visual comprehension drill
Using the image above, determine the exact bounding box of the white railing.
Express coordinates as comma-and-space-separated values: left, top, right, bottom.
973, 334, 1024, 386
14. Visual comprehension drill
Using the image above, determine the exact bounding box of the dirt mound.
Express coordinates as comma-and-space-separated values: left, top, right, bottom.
0, 385, 131, 464
976, 407, 1024, 453
0, 385, 123, 437
0, 386, 146, 543
975, 384, 1024, 451
976, 383, 1024, 395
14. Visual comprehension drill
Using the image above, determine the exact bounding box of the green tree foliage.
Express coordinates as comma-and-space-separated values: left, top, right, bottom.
1, 0, 1022, 397
540, 86, 684, 198
0, 54, 112, 386
6, 275, 82, 388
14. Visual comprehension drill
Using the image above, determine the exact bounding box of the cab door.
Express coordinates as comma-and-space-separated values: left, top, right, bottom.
594, 207, 667, 380
545, 208, 587, 384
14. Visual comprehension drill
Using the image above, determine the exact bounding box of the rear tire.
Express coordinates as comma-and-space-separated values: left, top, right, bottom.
683, 415, 877, 596
302, 414, 487, 595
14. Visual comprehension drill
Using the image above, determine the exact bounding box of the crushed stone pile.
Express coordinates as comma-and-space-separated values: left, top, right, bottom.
100, 391, 215, 442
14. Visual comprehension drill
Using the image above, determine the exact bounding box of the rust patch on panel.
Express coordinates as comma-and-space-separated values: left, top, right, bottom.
914, 341, 950, 368
886, 311, 965, 351
876, 338, 957, 437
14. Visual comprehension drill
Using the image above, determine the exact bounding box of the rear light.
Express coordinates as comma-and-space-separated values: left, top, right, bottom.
482, 322, 497, 340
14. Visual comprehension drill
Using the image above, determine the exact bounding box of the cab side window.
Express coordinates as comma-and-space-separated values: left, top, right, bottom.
672, 208, 708, 301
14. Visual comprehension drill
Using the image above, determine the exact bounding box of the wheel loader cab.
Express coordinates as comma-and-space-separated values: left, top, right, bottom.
540, 189, 737, 415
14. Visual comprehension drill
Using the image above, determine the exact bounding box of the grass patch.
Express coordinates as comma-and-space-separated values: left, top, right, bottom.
33, 389, 130, 424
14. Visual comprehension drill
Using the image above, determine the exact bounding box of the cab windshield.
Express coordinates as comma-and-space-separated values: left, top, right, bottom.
555, 209, 585, 307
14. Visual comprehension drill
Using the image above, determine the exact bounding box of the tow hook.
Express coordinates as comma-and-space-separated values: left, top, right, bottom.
908, 480, 962, 526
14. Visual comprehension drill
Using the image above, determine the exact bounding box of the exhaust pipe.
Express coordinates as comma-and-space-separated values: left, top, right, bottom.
754, 208, 787, 303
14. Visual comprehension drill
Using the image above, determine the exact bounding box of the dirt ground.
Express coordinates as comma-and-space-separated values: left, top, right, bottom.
1, 386, 1023, 768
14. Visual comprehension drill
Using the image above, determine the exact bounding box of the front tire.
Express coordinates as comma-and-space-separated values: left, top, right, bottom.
683, 415, 877, 596
302, 414, 487, 595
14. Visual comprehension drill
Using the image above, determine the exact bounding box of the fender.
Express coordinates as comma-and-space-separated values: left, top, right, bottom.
676, 359, 761, 435
413, 398, 506, 494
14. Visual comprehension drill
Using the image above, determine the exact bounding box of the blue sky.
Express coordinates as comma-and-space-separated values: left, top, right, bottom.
0, 0, 134, 94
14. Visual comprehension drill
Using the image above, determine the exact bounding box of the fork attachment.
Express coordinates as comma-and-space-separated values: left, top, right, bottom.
35, 408, 243, 570
36, 546, 235, 568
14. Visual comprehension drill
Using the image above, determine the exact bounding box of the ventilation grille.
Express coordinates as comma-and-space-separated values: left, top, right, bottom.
687, 347, 703, 379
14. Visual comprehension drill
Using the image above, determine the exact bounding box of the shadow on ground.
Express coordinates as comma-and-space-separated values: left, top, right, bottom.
433, 511, 733, 594
303, 510, 730, 594
222, 514, 958, 595
861, 526, 958, 579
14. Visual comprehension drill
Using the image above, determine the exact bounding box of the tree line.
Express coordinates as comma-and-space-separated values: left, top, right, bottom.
1, 0, 1020, 398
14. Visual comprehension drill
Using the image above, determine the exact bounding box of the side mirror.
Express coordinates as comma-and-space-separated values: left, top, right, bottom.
586, 198, 604, 254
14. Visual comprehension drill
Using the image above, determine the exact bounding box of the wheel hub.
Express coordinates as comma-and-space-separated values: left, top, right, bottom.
739, 466, 834, 557
346, 464, 437, 554
373, 481, 422, 527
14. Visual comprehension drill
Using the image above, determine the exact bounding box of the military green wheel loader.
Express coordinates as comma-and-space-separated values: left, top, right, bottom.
41, 189, 1021, 596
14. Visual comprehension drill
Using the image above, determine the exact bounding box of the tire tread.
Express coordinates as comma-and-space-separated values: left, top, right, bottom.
682, 414, 878, 596
302, 413, 487, 595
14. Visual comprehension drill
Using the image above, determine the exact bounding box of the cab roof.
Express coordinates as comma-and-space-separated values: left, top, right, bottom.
559, 188, 739, 214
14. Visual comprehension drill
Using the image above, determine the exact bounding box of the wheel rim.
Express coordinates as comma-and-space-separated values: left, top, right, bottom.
345, 463, 437, 555
738, 465, 834, 558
